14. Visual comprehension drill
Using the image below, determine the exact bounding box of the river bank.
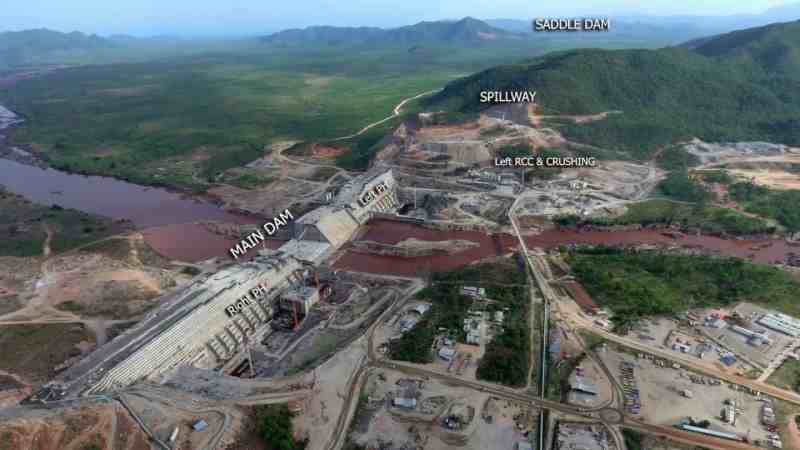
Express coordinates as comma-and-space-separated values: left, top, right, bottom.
0, 102, 265, 262
0, 103, 260, 228
332, 219, 800, 277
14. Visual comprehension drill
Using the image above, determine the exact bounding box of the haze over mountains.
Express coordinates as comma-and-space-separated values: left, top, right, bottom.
261, 17, 524, 47
3, 2, 800, 68
0, 29, 112, 66
487, 2, 800, 35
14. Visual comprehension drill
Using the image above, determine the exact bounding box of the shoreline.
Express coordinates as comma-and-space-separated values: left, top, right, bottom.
0, 105, 265, 227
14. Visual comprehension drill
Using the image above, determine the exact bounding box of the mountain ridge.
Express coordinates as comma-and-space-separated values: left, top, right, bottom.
262, 17, 524, 47
683, 20, 800, 75
427, 20, 800, 158
0, 28, 114, 67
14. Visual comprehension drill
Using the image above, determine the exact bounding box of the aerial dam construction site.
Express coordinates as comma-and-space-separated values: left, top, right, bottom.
40, 169, 402, 398
5, 94, 800, 450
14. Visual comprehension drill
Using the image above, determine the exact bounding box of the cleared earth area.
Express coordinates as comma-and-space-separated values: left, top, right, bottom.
0, 402, 151, 450
346, 368, 536, 450
599, 346, 773, 444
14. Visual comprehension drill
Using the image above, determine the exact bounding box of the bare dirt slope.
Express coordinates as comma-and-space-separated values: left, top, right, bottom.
0, 402, 150, 450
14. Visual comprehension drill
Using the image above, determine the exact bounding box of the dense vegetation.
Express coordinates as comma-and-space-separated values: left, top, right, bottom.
390, 259, 531, 387
690, 20, 800, 76
334, 118, 401, 170
568, 248, 800, 329
767, 358, 800, 393
555, 199, 774, 236
657, 171, 710, 203
255, 404, 302, 450
1, 44, 547, 190
621, 429, 644, 450
389, 274, 473, 363
655, 146, 701, 171
475, 260, 530, 387
495, 144, 533, 159
430, 21, 800, 159
729, 182, 800, 232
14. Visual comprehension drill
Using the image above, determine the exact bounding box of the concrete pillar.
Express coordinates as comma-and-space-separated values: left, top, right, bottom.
240, 310, 257, 329
231, 318, 249, 337
206, 342, 223, 361
216, 334, 231, 354
224, 327, 240, 349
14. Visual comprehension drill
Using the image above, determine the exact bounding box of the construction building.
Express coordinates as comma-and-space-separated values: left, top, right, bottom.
334, 169, 400, 223
757, 313, 800, 337
53, 169, 402, 396
555, 422, 611, 450
277, 168, 400, 264
730, 325, 773, 345
82, 252, 305, 393
279, 285, 320, 317
678, 424, 743, 442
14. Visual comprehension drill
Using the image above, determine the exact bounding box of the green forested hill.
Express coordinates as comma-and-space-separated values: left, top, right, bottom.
688, 20, 800, 75
428, 21, 800, 159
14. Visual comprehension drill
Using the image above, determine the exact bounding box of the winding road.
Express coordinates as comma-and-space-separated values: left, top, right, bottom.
330, 89, 440, 142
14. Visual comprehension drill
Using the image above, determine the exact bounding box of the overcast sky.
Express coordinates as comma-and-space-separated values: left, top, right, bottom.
4, 0, 796, 36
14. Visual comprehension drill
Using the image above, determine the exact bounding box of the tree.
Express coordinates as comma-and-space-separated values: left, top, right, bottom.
256, 404, 296, 450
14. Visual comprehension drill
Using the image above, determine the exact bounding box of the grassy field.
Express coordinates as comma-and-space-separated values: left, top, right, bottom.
768, 358, 800, 392
0, 45, 546, 190
0, 323, 94, 383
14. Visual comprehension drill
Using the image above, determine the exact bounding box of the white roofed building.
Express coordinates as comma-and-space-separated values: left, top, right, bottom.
758, 313, 800, 337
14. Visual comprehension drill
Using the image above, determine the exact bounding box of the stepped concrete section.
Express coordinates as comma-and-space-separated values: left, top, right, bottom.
87, 253, 302, 393
50, 169, 402, 397
296, 206, 359, 248
51, 252, 303, 395
293, 169, 400, 249
334, 169, 399, 225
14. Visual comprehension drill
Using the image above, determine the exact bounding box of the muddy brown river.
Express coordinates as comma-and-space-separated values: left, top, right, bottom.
0, 158, 250, 228
333, 219, 800, 276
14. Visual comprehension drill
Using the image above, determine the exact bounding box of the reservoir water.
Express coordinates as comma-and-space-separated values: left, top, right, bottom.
0, 158, 249, 228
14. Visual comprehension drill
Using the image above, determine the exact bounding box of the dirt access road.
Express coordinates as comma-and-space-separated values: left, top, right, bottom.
331, 89, 440, 142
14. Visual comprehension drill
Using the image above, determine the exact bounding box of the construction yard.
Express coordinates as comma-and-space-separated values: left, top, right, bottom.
256, 277, 410, 378
346, 368, 536, 450
208, 141, 351, 219
623, 303, 800, 379
598, 345, 774, 445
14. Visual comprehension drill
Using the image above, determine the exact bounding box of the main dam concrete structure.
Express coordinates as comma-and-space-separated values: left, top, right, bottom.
50, 169, 400, 397
280, 169, 400, 263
